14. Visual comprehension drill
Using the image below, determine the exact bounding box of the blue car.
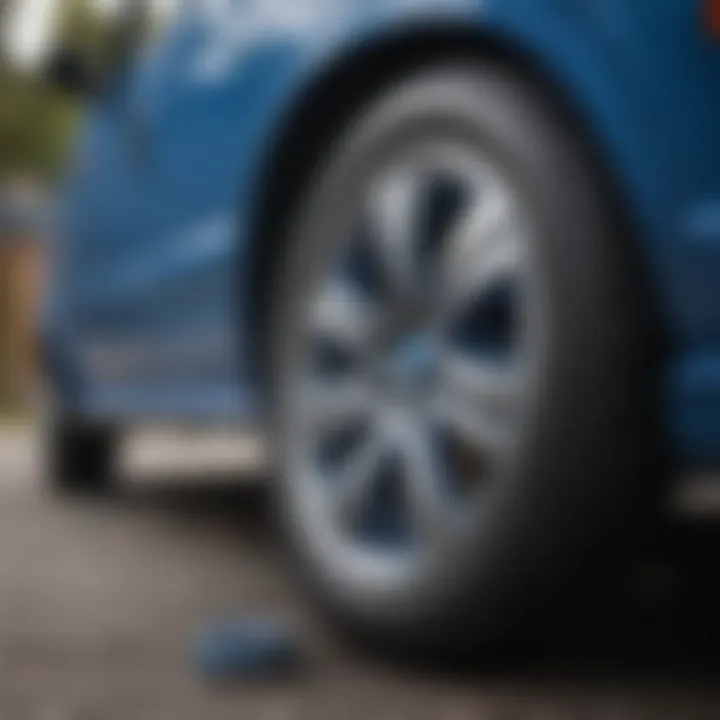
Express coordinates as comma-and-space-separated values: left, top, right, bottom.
44, 0, 720, 652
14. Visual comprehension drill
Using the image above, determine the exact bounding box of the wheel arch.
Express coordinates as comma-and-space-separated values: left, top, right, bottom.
243, 21, 665, 406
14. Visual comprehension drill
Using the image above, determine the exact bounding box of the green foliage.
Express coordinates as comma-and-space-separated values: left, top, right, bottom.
59, 0, 116, 67
0, 0, 112, 183
0, 67, 77, 182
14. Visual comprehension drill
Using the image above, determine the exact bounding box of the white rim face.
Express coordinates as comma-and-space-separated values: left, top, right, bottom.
286, 141, 542, 602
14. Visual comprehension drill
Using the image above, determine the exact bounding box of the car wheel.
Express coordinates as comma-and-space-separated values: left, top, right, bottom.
272, 65, 660, 654
46, 418, 118, 495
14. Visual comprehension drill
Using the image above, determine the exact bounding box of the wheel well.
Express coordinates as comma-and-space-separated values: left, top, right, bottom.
245, 22, 658, 399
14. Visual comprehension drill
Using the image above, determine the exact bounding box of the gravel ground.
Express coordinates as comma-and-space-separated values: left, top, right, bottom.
0, 426, 719, 718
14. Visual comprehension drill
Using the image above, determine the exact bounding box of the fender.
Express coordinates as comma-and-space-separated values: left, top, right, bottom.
236, 0, 675, 358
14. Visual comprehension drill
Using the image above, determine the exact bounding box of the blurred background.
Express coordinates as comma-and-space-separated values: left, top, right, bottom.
1, 0, 70, 413
0, 2, 719, 717
0, 0, 123, 415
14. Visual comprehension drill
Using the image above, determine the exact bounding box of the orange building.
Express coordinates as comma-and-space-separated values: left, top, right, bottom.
0, 186, 45, 409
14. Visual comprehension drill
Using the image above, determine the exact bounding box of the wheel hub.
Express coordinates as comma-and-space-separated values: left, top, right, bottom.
384, 331, 439, 395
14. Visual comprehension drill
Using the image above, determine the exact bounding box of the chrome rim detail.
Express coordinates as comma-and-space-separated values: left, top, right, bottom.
288, 143, 537, 596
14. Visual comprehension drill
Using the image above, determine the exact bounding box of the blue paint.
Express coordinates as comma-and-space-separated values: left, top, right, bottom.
193, 617, 299, 681
391, 334, 439, 387
44, 0, 720, 467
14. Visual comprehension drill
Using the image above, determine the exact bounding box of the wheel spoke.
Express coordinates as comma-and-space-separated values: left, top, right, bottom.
441, 185, 524, 318
443, 352, 521, 407
302, 376, 372, 433
396, 418, 453, 545
453, 233, 523, 315
446, 183, 509, 261
432, 354, 521, 455
310, 280, 380, 354
368, 168, 422, 304
331, 428, 387, 528
432, 393, 509, 457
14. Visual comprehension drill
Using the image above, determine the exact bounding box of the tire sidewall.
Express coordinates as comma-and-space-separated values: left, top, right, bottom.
272, 66, 657, 649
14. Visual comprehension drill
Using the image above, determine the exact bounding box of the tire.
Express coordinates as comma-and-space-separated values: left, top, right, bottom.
46, 419, 118, 495
271, 65, 661, 655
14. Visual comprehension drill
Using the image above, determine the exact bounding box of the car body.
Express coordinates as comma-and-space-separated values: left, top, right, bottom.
44, 0, 720, 467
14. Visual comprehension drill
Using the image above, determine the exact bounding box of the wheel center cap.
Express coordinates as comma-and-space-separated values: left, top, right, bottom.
387, 333, 438, 391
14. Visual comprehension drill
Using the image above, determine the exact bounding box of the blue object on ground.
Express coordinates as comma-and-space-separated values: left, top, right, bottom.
193, 617, 300, 681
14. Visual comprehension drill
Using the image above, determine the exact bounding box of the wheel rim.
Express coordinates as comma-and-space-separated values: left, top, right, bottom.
288, 141, 539, 597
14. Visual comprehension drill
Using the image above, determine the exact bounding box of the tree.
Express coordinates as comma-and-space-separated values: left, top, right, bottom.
0, 70, 75, 182
0, 0, 111, 183
0, 0, 111, 410
59, 0, 116, 66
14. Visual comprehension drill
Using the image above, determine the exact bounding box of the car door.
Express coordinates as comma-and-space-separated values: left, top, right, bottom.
81, 0, 313, 417
70, 2, 246, 415
109, 3, 244, 397
61, 35, 148, 399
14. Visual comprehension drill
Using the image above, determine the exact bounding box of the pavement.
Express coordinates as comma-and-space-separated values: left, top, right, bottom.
0, 425, 719, 718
